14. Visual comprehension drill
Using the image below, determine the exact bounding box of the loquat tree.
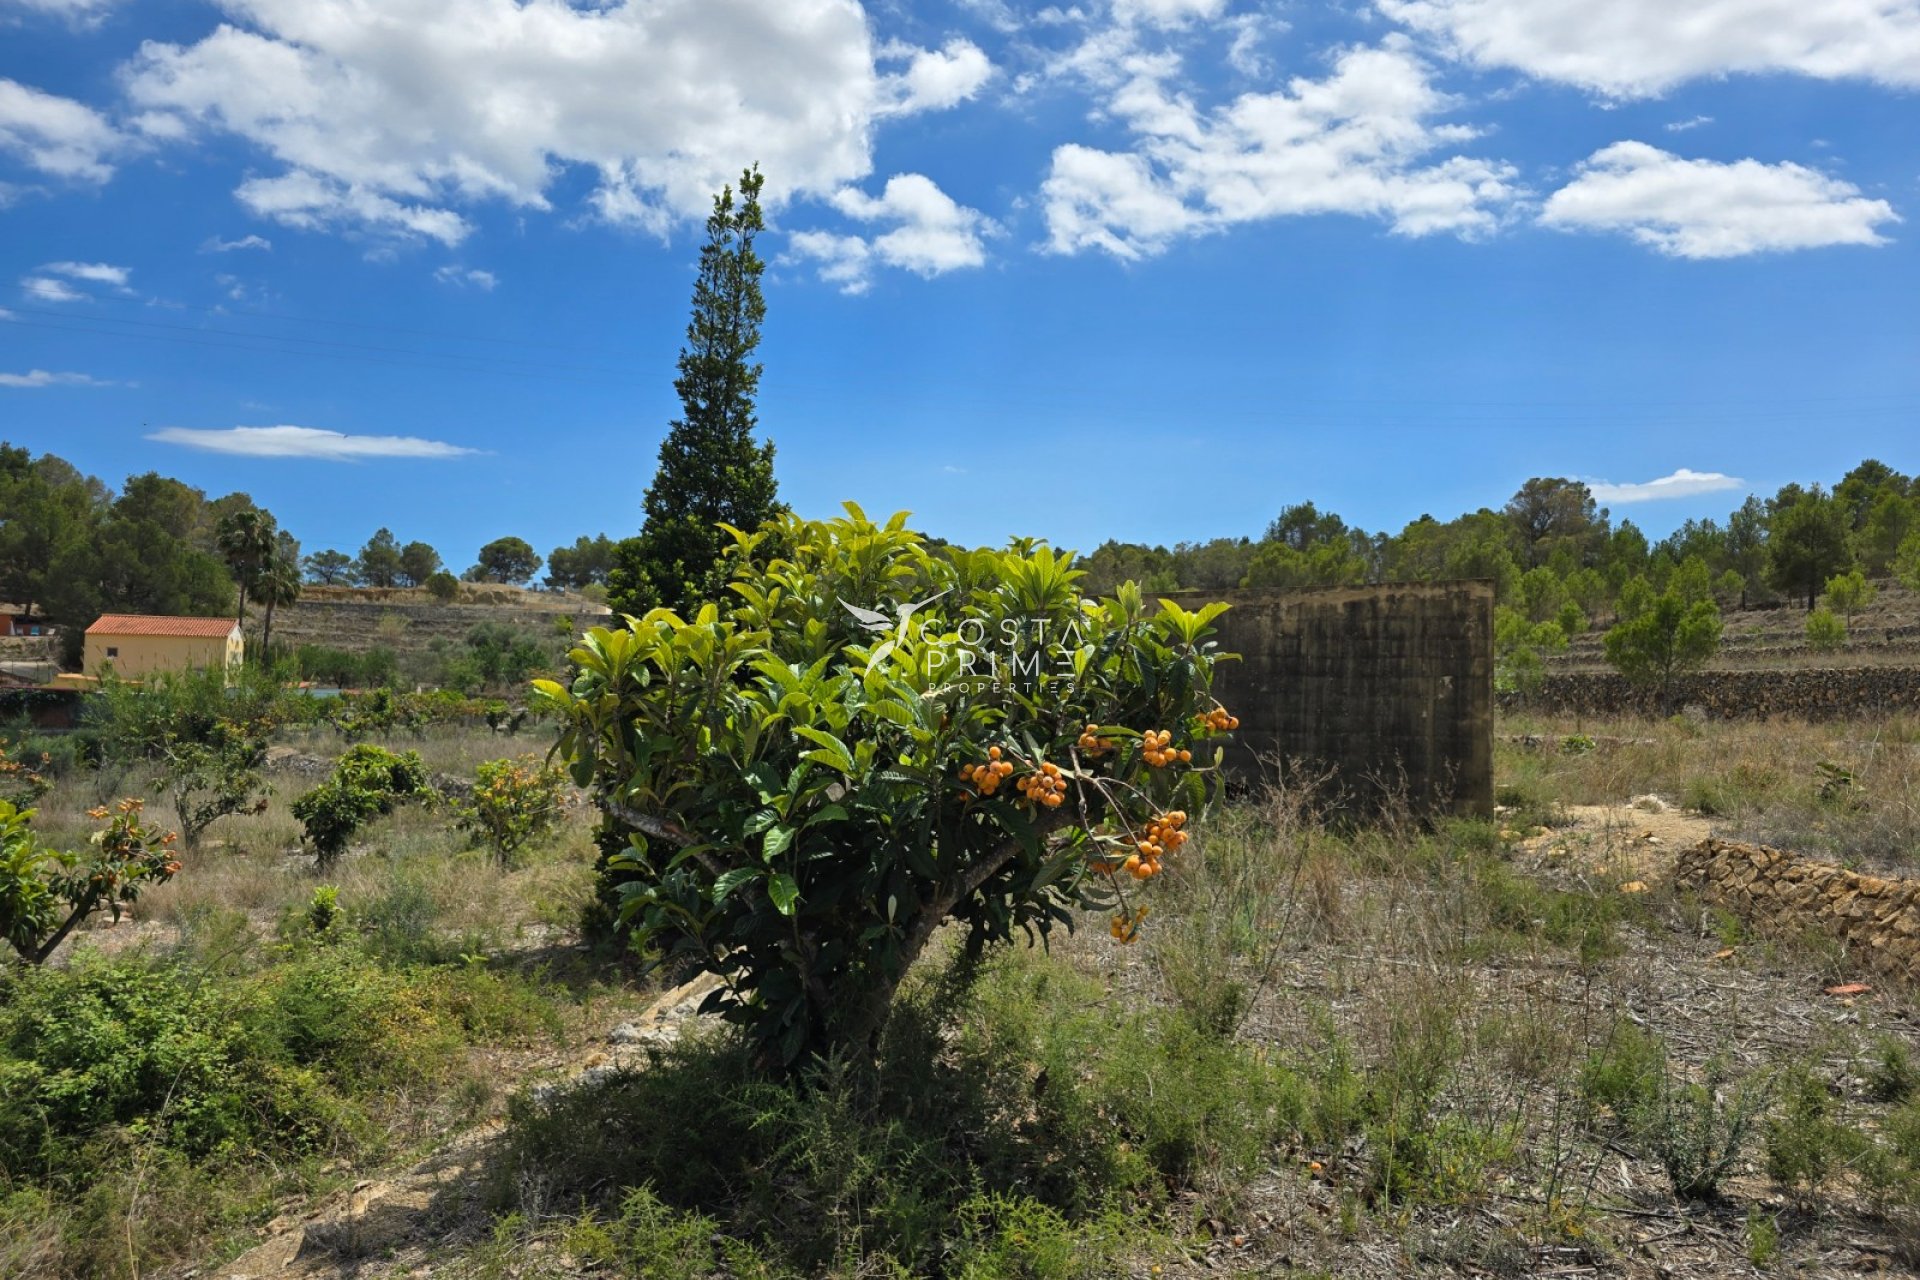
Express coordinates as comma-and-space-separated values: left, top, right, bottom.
541, 505, 1237, 1070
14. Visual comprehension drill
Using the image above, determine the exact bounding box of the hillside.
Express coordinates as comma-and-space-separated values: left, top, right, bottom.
1549, 578, 1920, 673
267, 584, 611, 659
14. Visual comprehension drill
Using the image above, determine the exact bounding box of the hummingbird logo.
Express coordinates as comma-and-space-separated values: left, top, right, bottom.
842, 591, 949, 672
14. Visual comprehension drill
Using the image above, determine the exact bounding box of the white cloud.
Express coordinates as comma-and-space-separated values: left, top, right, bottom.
1, 0, 122, 26
1112, 0, 1226, 27
1540, 141, 1899, 258
1378, 0, 1920, 98
1666, 115, 1712, 133
0, 368, 111, 387
0, 78, 122, 182
202, 233, 272, 252
122, 0, 986, 244
790, 173, 992, 292
20, 276, 84, 302
147, 425, 479, 460
40, 260, 131, 287
1042, 38, 1519, 259
235, 171, 472, 245
433, 264, 497, 290
879, 38, 994, 114
1587, 468, 1745, 503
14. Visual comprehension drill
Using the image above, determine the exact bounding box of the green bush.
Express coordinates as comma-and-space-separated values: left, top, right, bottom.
1805, 607, 1846, 652
457, 756, 567, 865
1765, 1063, 1866, 1191
1645, 1058, 1773, 1200
291, 745, 432, 869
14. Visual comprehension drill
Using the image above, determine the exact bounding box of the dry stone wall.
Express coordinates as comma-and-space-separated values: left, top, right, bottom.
1506, 668, 1920, 720
1168, 582, 1494, 818
1675, 837, 1920, 983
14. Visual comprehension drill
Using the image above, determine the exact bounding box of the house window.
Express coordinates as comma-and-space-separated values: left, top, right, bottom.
106, 647, 119, 658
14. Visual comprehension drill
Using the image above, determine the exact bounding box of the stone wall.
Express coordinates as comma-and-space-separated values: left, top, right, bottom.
1505, 667, 1920, 720
1674, 837, 1920, 983
1169, 582, 1494, 817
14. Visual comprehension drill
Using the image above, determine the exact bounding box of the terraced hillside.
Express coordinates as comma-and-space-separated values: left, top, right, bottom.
268, 585, 611, 658
1549, 579, 1920, 673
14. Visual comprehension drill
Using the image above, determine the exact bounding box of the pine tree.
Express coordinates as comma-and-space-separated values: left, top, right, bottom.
609, 166, 782, 617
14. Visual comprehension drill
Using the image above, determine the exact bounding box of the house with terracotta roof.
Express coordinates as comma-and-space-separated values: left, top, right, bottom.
83, 614, 243, 681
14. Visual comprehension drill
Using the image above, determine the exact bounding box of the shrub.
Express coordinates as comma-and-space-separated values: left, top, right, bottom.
425, 569, 460, 602
457, 755, 567, 864
1, 799, 179, 965
542, 506, 1236, 1068
291, 745, 432, 869
1765, 1062, 1866, 1192
1645, 1058, 1773, 1200
1805, 606, 1846, 652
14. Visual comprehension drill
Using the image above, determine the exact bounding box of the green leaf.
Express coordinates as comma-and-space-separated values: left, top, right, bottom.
768, 872, 800, 916
713, 866, 760, 903
763, 823, 796, 861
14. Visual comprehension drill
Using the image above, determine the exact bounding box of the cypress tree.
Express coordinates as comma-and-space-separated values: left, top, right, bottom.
609, 166, 782, 617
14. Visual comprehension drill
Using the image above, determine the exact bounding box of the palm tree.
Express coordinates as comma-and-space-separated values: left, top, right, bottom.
257, 547, 303, 662
214, 509, 276, 627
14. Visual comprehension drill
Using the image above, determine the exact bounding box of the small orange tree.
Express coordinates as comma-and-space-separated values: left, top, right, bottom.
540, 505, 1236, 1068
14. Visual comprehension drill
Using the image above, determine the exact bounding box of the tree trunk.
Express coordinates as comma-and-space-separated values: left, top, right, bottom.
262, 597, 275, 664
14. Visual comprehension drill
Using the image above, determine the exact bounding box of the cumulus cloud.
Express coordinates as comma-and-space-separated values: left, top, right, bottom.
235, 171, 472, 245
1540, 142, 1899, 258
1378, 0, 1920, 97
879, 38, 994, 114
433, 264, 497, 289
121, 0, 986, 244
147, 424, 479, 460
789, 173, 993, 292
0, 368, 111, 388
0, 78, 122, 183
1587, 468, 1745, 503
1041, 37, 1519, 259
201, 233, 272, 252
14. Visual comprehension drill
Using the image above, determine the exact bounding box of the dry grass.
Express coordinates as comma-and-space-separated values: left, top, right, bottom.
1499, 712, 1920, 870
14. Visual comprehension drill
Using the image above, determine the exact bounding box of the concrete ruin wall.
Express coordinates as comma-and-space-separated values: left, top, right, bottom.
1170, 582, 1494, 817
1675, 837, 1920, 984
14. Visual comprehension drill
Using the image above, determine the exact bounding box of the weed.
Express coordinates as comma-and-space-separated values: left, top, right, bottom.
1868, 1034, 1918, 1104
1745, 1205, 1778, 1267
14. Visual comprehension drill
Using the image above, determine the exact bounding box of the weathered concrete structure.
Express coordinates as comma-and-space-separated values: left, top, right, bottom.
1170, 582, 1494, 817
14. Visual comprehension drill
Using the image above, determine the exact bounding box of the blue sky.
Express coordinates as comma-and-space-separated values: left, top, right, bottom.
3, 0, 1917, 570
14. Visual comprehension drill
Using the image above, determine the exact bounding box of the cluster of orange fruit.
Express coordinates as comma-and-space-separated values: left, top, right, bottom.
1016, 761, 1068, 808
1075, 723, 1117, 757
958, 745, 1016, 796
1142, 810, 1188, 854
1202, 705, 1240, 732
1109, 904, 1149, 944
1141, 729, 1190, 768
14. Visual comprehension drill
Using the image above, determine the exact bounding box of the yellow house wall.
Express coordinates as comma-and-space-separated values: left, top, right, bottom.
83, 630, 243, 681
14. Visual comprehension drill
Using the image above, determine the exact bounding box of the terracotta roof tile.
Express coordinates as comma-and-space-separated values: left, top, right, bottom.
85, 614, 240, 638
